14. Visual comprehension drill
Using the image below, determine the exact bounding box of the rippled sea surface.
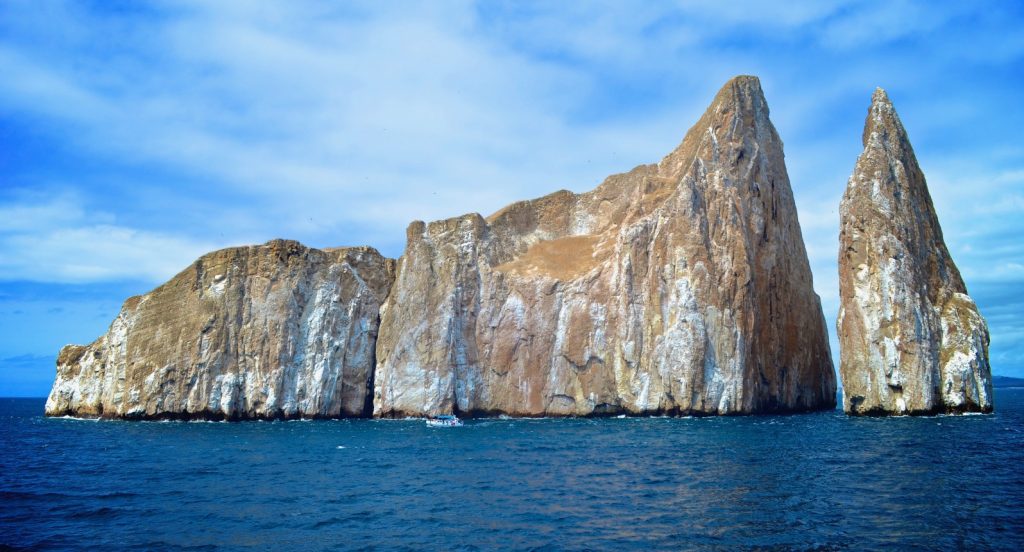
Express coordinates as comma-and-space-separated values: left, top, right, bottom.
3, 391, 1023, 551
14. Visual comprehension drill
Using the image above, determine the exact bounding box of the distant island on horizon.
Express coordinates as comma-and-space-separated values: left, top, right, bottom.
993, 376, 1024, 388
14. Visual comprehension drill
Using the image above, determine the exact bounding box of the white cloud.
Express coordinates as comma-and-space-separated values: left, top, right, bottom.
1, 1, 674, 254
0, 193, 99, 232
0, 193, 217, 283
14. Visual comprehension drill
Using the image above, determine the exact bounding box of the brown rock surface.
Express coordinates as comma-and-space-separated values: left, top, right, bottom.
45, 240, 395, 419
373, 76, 837, 417
837, 88, 993, 415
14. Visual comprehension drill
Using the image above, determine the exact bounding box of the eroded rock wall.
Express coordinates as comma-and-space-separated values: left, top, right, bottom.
45, 240, 395, 419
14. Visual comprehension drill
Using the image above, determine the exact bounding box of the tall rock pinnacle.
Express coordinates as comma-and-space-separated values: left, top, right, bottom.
837, 88, 993, 415
373, 75, 837, 417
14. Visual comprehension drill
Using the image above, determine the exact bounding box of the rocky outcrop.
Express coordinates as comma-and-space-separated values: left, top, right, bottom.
372, 76, 837, 417
45, 240, 395, 419
837, 88, 993, 415
45, 75, 841, 421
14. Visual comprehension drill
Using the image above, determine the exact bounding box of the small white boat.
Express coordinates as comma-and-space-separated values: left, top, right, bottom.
426, 415, 463, 427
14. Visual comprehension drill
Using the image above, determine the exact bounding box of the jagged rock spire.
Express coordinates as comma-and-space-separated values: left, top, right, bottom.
837, 88, 993, 415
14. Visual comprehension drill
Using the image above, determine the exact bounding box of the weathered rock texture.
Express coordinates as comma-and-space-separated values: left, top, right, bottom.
837, 88, 993, 415
373, 76, 837, 417
45, 240, 395, 419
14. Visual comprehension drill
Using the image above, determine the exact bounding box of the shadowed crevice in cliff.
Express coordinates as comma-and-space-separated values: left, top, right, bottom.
361, 314, 381, 419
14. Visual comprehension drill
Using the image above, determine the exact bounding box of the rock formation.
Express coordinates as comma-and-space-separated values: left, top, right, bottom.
45, 75, 840, 420
837, 88, 993, 415
373, 76, 837, 417
45, 240, 395, 419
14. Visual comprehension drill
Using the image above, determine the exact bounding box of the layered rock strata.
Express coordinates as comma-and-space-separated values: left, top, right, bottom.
837, 88, 993, 415
45, 240, 395, 419
373, 76, 837, 417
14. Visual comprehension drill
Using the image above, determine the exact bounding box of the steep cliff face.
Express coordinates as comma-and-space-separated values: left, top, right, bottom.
837, 89, 993, 415
373, 76, 836, 417
45, 240, 395, 419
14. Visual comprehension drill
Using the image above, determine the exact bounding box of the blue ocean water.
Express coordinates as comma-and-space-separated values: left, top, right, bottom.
2, 391, 1023, 551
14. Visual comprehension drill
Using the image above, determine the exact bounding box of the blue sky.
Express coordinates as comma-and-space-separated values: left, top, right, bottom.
1, 1, 1023, 396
